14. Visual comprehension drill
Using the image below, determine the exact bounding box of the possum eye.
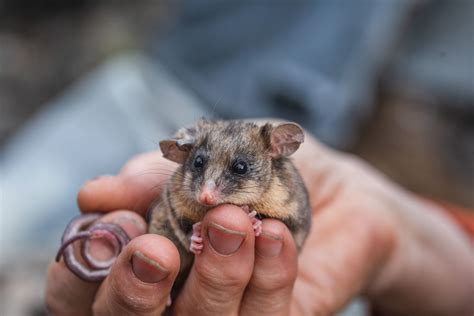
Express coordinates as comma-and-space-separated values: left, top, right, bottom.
193, 155, 204, 169
232, 160, 248, 175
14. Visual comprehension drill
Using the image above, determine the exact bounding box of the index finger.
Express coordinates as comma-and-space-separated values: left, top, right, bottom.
78, 151, 176, 216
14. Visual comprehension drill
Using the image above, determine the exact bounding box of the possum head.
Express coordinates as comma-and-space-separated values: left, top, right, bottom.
159, 120, 304, 207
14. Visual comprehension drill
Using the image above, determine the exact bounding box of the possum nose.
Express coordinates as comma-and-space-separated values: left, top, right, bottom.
200, 193, 218, 205
199, 180, 218, 205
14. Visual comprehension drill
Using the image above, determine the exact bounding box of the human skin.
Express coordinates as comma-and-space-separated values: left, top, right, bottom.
45, 132, 474, 316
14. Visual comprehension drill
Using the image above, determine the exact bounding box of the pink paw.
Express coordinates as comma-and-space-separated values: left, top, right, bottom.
242, 205, 262, 236
189, 222, 203, 255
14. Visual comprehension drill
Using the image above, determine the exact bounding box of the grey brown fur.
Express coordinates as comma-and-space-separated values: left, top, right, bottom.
149, 119, 311, 297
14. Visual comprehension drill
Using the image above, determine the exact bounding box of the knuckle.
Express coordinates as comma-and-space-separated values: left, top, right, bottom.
252, 267, 296, 293
99, 280, 159, 315
194, 263, 249, 296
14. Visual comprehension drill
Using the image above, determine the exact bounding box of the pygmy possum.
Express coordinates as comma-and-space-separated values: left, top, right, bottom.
56, 120, 312, 297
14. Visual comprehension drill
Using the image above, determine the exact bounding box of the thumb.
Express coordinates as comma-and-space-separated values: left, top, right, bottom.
92, 234, 180, 315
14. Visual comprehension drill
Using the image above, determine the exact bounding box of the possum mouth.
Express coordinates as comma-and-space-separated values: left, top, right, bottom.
235, 204, 264, 221
196, 202, 265, 221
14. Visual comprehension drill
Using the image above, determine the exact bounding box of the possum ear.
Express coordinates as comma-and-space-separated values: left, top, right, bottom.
159, 138, 195, 164
268, 122, 304, 157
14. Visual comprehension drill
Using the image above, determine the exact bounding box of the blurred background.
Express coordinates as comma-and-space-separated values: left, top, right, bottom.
0, 0, 472, 315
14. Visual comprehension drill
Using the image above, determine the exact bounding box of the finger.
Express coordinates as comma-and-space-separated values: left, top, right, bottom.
78, 151, 177, 215
290, 203, 394, 315
173, 205, 255, 315
92, 234, 180, 315
240, 219, 298, 316
45, 210, 146, 315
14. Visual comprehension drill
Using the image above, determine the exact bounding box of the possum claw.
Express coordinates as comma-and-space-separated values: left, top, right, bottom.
190, 222, 203, 254
245, 208, 263, 237
253, 221, 262, 236
241, 205, 250, 213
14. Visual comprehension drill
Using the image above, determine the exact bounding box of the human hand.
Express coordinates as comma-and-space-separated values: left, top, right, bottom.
290, 134, 474, 315
46, 133, 474, 315
46, 152, 299, 315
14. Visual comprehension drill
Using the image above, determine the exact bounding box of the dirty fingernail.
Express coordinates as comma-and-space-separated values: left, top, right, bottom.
207, 223, 246, 255
132, 251, 169, 283
256, 232, 283, 258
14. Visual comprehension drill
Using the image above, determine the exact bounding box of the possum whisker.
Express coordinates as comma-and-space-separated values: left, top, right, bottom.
146, 171, 183, 194
148, 181, 170, 194
130, 166, 178, 174
124, 167, 182, 179
209, 96, 223, 119
143, 137, 160, 147
146, 199, 163, 223
125, 171, 176, 178
144, 163, 176, 169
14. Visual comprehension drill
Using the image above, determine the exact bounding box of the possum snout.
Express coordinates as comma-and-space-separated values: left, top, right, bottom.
198, 180, 221, 205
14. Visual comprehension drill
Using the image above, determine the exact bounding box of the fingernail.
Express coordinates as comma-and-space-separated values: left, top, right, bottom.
131, 251, 169, 283
256, 232, 283, 258
207, 222, 246, 255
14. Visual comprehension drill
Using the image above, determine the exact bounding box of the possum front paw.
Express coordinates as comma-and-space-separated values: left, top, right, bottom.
248, 210, 262, 236
241, 205, 262, 236
190, 222, 203, 254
